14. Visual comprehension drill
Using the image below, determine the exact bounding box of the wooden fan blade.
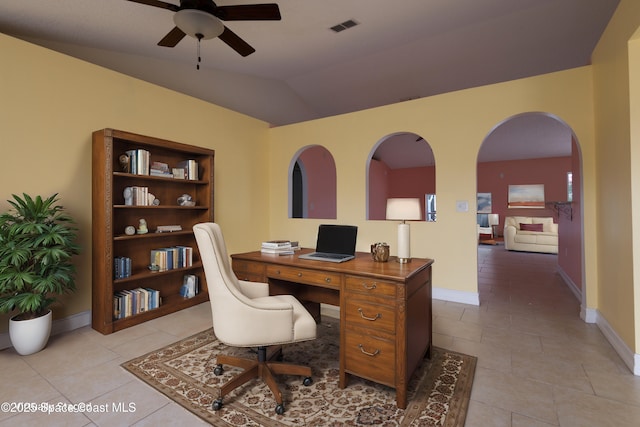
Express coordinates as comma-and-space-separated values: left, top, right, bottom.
215, 4, 281, 21
219, 26, 255, 56
126, 0, 179, 12
158, 27, 187, 47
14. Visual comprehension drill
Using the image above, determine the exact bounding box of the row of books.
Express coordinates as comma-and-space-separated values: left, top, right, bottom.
179, 274, 199, 298
124, 152, 199, 180
114, 256, 132, 279
150, 246, 193, 271
113, 287, 160, 320
179, 159, 199, 180
126, 149, 151, 175
260, 240, 300, 255
124, 186, 151, 206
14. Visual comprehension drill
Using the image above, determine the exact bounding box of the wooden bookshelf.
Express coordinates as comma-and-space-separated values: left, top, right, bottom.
92, 128, 214, 334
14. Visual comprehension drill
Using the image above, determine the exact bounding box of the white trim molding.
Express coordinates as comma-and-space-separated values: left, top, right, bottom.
594, 310, 640, 376
433, 287, 480, 306
0, 310, 91, 351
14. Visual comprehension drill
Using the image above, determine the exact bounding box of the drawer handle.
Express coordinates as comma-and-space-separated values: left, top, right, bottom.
325, 277, 331, 283
358, 344, 380, 357
362, 282, 377, 290
358, 308, 381, 321
297, 272, 303, 277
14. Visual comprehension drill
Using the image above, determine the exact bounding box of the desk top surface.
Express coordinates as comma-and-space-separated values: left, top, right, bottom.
232, 249, 434, 281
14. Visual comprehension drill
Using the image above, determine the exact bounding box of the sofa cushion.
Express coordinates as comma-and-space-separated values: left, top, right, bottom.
513, 216, 533, 227
537, 217, 555, 232
520, 223, 543, 232
536, 234, 558, 245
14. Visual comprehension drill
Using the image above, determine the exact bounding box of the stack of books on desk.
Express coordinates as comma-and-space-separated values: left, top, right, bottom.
261, 240, 299, 255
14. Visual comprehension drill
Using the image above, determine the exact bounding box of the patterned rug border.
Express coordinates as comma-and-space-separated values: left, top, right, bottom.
122, 323, 476, 426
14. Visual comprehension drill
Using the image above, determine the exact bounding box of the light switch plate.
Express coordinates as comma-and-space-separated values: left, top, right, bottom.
456, 200, 469, 212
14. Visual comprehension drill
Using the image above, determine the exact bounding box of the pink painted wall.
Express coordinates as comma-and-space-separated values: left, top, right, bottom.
476, 156, 572, 230
369, 159, 391, 219
557, 139, 583, 291
368, 163, 436, 220
299, 145, 337, 219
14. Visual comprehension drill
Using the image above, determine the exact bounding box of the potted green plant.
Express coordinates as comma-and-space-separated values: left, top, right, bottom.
0, 193, 80, 355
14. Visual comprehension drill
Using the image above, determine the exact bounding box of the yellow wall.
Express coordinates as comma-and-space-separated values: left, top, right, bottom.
592, 0, 640, 353
268, 68, 597, 298
0, 34, 271, 333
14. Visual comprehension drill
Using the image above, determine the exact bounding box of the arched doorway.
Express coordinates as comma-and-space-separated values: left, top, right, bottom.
476, 112, 586, 314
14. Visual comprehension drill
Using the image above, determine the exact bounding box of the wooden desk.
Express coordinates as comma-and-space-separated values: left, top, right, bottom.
231, 249, 434, 409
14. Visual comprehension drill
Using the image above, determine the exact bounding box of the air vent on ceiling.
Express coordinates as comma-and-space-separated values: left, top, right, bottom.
330, 19, 359, 33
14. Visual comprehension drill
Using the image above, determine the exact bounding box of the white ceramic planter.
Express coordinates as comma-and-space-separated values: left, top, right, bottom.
9, 310, 52, 355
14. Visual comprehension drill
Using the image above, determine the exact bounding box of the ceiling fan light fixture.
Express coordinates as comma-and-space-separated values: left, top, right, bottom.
174, 9, 224, 40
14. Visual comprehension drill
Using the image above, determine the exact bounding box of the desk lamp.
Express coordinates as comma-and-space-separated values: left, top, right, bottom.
386, 198, 422, 263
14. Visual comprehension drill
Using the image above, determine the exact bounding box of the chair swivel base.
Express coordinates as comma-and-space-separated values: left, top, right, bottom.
212, 347, 313, 414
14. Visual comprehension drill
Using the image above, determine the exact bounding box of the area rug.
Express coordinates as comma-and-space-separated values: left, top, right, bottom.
122, 320, 476, 426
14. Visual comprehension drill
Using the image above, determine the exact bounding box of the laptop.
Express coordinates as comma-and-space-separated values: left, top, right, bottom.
298, 225, 358, 263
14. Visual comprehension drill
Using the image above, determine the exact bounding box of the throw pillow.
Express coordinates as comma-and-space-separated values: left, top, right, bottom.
520, 223, 543, 232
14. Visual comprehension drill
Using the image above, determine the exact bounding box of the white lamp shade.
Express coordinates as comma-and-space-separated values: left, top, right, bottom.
174, 9, 224, 40
386, 198, 422, 221
488, 213, 499, 226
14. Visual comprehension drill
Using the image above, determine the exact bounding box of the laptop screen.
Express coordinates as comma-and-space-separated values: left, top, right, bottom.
315, 225, 358, 255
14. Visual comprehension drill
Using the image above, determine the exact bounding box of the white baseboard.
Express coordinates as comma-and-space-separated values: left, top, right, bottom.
433, 287, 480, 306
594, 310, 640, 375
0, 310, 91, 351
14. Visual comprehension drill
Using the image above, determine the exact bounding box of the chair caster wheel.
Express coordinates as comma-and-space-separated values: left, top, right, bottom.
212, 398, 223, 411
303, 376, 313, 386
214, 364, 224, 376
275, 403, 285, 415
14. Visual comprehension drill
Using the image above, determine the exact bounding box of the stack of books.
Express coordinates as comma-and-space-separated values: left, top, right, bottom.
125, 149, 150, 175
177, 159, 198, 180
114, 256, 132, 279
113, 287, 160, 320
125, 186, 150, 206
150, 246, 193, 271
149, 161, 172, 178
261, 240, 299, 255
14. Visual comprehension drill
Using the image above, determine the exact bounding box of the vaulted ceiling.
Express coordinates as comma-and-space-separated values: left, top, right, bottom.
0, 0, 619, 163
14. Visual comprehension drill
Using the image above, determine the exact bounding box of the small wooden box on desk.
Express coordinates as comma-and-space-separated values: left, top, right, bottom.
231, 249, 434, 409
91, 128, 214, 334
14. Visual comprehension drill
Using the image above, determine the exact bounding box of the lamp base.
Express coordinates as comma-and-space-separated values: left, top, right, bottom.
396, 257, 411, 264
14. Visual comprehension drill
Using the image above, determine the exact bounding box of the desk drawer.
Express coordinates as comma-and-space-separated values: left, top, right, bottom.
266, 265, 340, 289
345, 330, 395, 386
345, 276, 396, 298
345, 299, 395, 334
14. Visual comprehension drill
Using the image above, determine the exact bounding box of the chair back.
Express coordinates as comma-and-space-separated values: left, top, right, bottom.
193, 223, 263, 344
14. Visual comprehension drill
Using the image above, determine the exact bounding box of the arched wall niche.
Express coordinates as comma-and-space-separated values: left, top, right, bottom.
366, 132, 436, 221
288, 145, 337, 219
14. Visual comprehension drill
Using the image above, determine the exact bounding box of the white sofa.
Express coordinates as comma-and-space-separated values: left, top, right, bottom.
504, 216, 558, 254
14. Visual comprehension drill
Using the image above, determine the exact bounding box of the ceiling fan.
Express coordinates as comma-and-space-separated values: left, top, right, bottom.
127, 0, 281, 57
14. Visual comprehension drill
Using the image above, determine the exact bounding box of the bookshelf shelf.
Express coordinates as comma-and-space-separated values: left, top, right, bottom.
92, 128, 214, 334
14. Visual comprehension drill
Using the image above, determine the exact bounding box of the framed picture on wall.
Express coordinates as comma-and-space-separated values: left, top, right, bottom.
508, 184, 545, 208
477, 193, 492, 213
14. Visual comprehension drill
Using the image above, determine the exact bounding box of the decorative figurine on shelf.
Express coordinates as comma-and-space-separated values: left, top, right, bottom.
119, 154, 130, 173
123, 187, 133, 206
148, 193, 157, 206
177, 193, 195, 207
137, 218, 148, 235
124, 225, 136, 236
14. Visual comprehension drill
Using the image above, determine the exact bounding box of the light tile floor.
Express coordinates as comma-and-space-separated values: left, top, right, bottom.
1, 244, 639, 426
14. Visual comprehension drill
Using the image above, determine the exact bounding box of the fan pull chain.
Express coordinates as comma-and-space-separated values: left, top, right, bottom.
196, 33, 203, 70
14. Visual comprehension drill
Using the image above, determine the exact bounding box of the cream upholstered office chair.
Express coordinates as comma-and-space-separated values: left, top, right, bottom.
193, 223, 317, 415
